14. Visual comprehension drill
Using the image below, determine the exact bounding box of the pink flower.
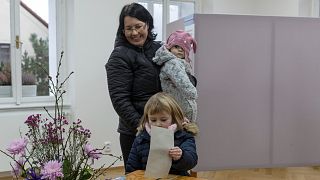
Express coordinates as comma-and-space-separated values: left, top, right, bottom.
84, 143, 102, 160
7, 138, 28, 155
41, 160, 63, 180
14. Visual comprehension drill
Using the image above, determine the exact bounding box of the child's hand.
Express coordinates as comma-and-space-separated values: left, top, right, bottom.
182, 118, 190, 126
169, 147, 182, 161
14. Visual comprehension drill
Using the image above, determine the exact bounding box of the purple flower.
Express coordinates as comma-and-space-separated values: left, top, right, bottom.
84, 143, 102, 160
26, 168, 42, 180
25, 114, 41, 127
7, 138, 28, 155
40, 160, 63, 180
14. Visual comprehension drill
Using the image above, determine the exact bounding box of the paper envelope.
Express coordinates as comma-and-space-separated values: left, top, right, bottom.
144, 126, 174, 178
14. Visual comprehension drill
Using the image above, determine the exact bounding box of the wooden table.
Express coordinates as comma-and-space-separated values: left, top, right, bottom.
126, 170, 207, 180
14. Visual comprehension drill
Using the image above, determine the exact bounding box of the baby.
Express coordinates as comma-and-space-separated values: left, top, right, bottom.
152, 30, 198, 124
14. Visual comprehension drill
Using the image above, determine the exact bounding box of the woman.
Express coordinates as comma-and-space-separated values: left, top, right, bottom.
105, 3, 162, 166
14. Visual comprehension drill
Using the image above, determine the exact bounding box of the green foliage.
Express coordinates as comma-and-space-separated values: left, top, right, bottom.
79, 168, 93, 180
22, 33, 49, 95
62, 159, 72, 179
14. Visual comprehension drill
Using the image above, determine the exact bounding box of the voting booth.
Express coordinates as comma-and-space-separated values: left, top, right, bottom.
167, 14, 320, 171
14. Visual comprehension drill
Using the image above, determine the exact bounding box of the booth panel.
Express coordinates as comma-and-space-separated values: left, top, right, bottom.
273, 18, 320, 165
194, 15, 272, 170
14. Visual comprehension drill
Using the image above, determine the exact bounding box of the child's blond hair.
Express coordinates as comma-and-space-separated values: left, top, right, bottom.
138, 92, 184, 132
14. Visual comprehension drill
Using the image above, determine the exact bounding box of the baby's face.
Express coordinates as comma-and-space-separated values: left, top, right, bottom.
170, 45, 185, 59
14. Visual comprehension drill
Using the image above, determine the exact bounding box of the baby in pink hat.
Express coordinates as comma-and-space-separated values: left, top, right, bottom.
165, 30, 197, 64
152, 30, 198, 123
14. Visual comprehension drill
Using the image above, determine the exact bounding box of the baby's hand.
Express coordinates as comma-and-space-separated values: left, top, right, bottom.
169, 147, 182, 161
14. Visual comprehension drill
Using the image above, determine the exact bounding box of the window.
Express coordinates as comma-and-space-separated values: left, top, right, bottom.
0, 44, 10, 64
138, 0, 196, 40
169, 1, 195, 22
0, 0, 63, 105
299, 0, 320, 17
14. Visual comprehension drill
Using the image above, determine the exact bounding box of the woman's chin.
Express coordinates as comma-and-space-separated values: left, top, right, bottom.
131, 41, 144, 47
128, 38, 146, 47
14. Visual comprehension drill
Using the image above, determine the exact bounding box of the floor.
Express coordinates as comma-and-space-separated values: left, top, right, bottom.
101, 166, 320, 180
2, 166, 320, 180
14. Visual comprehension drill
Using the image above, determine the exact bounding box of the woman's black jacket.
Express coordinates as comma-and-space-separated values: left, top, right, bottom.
105, 37, 162, 135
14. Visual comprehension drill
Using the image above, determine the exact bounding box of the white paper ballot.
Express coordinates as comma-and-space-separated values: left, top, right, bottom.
144, 126, 174, 178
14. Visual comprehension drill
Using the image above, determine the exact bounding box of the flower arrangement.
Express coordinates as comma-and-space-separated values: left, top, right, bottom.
0, 52, 121, 180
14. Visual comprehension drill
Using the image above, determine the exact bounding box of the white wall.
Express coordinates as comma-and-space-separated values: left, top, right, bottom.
212, 0, 256, 15
253, 0, 299, 16
65, 0, 133, 169
200, 0, 302, 16
0, 109, 44, 171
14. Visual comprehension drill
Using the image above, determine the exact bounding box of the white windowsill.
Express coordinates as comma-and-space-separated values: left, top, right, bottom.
0, 96, 71, 111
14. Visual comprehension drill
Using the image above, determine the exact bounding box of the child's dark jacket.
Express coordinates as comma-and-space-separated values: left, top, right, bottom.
125, 129, 198, 176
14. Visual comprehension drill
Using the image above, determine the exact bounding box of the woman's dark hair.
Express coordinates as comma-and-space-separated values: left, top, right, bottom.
117, 3, 157, 41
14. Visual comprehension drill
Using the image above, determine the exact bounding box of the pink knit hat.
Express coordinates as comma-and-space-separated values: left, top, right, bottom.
165, 30, 197, 62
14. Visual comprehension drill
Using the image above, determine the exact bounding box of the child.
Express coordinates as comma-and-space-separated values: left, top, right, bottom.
152, 30, 198, 123
125, 92, 198, 176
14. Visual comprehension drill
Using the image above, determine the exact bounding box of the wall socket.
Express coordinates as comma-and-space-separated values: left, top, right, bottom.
104, 141, 112, 153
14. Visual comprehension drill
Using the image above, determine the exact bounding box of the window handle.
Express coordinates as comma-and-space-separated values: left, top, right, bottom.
15, 35, 23, 49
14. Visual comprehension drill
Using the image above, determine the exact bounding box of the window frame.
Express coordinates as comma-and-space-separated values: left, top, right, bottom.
137, 0, 197, 40
0, 0, 66, 109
